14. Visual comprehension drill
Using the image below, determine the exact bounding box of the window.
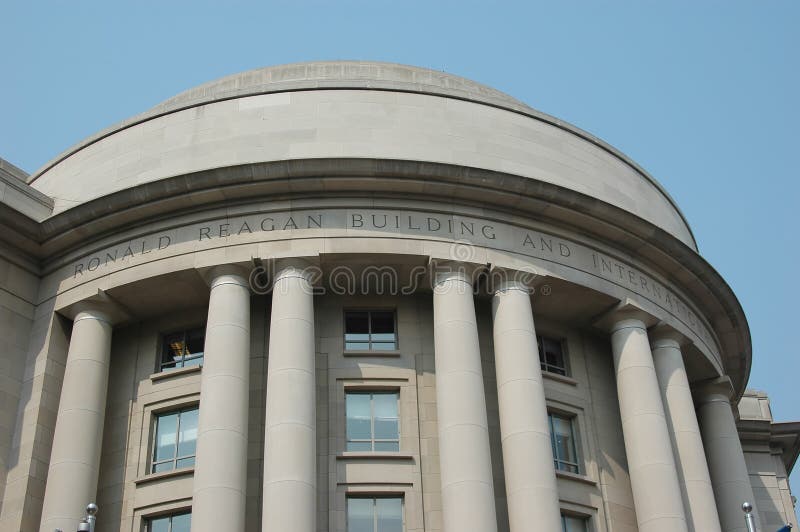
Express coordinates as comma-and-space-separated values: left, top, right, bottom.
146, 512, 191, 532
346, 391, 399, 452
152, 406, 198, 473
160, 328, 205, 371
561, 514, 589, 532
347, 497, 403, 532
345, 310, 396, 350
538, 335, 567, 376
549, 413, 579, 474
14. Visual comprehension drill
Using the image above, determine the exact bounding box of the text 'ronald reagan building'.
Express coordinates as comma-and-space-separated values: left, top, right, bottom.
0, 61, 797, 532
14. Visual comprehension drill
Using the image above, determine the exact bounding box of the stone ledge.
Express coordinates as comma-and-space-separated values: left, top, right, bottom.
149, 365, 202, 382
336, 452, 414, 461
555, 469, 597, 486
342, 350, 402, 358
542, 371, 579, 387
134, 467, 194, 486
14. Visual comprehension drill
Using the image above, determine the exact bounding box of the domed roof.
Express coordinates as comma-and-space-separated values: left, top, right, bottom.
28, 60, 694, 251
152, 61, 536, 116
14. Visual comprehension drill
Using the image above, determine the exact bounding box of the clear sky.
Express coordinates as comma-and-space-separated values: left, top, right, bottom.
2, 0, 799, 517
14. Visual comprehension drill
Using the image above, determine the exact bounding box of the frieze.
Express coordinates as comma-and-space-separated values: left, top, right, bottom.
67, 207, 715, 350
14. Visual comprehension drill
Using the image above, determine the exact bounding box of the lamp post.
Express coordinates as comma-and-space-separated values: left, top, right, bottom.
85, 503, 98, 532
743, 502, 757, 532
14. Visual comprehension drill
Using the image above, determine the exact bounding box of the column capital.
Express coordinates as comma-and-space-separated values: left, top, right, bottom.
487, 265, 541, 294
197, 263, 251, 286
429, 258, 486, 288
594, 299, 658, 333
692, 376, 736, 405
60, 289, 131, 325
263, 256, 320, 283
649, 322, 688, 349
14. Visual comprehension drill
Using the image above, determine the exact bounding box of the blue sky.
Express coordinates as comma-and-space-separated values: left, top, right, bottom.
3, 0, 799, 516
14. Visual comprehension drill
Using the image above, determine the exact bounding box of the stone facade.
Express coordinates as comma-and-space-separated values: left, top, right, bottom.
737, 390, 799, 530
0, 61, 796, 532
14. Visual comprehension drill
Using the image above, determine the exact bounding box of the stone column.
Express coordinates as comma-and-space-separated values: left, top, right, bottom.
262, 262, 316, 532
433, 263, 498, 532
651, 331, 721, 532
609, 314, 688, 532
192, 266, 251, 532
491, 280, 561, 532
696, 378, 759, 532
39, 307, 113, 532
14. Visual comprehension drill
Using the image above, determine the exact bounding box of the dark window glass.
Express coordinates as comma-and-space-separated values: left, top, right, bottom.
147, 512, 191, 532
152, 407, 198, 473
346, 391, 400, 452
561, 514, 589, 532
538, 335, 567, 376
160, 328, 205, 371
347, 497, 403, 532
345, 311, 396, 351
549, 413, 579, 474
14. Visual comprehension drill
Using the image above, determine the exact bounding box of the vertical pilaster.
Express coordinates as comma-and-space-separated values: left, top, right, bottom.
491, 279, 561, 532
609, 314, 688, 532
432, 262, 498, 532
651, 332, 721, 532
696, 378, 760, 532
262, 262, 316, 532
39, 307, 113, 532
192, 266, 251, 532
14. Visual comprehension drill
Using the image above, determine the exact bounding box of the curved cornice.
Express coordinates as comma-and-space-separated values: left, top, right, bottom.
30, 158, 748, 397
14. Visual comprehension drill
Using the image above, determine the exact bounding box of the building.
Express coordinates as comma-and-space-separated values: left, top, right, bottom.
737, 390, 800, 528
0, 61, 796, 532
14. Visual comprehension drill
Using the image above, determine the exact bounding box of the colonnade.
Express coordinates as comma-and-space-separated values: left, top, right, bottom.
39, 260, 757, 532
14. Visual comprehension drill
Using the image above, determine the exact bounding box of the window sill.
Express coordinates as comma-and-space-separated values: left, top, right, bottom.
336, 452, 414, 461
542, 371, 578, 386
135, 467, 194, 485
555, 469, 596, 486
343, 350, 402, 357
150, 365, 202, 382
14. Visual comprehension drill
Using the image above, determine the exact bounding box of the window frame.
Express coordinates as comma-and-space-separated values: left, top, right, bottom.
561, 512, 590, 532
158, 326, 206, 372
346, 494, 405, 532
343, 309, 398, 351
549, 411, 580, 474
537, 334, 569, 376
144, 510, 192, 532
345, 389, 401, 452
150, 405, 199, 474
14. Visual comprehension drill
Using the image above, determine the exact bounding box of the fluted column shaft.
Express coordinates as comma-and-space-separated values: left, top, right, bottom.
262, 263, 316, 532
40, 309, 112, 532
191, 268, 251, 532
433, 267, 498, 532
697, 383, 759, 532
652, 335, 721, 532
610, 317, 688, 532
491, 281, 561, 531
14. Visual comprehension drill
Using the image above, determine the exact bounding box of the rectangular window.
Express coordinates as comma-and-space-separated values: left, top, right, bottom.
160, 328, 205, 371
152, 406, 198, 473
561, 514, 589, 532
346, 391, 400, 452
538, 335, 567, 376
146, 512, 191, 532
345, 310, 397, 351
347, 496, 403, 532
549, 413, 579, 474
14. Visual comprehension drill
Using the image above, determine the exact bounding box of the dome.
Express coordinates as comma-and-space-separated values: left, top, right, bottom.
28, 61, 695, 250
